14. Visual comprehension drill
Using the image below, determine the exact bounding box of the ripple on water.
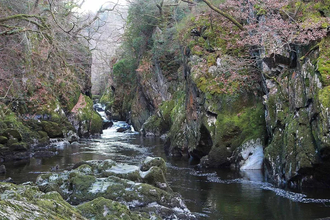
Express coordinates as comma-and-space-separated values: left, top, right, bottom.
205, 175, 330, 204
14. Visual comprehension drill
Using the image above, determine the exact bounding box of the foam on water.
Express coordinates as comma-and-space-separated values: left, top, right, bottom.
105, 163, 139, 174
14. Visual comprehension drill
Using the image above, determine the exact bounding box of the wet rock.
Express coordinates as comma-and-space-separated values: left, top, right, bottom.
36, 158, 195, 219
77, 197, 154, 220
115, 121, 131, 132
0, 182, 85, 219
0, 136, 8, 144
140, 166, 171, 192
0, 164, 6, 173
69, 94, 103, 137
65, 130, 79, 143
103, 120, 113, 129
12, 152, 30, 161
116, 127, 126, 132
238, 139, 264, 170
140, 157, 167, 173
9, 142, 28, 151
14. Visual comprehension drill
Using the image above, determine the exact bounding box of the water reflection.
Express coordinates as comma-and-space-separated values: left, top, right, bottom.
1, 124, 330, 219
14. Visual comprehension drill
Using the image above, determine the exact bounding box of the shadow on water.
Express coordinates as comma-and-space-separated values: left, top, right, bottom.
1, 124, 330, 219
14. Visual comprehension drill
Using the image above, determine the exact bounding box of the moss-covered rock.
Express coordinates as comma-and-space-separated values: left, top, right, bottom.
36, 158, 195, 219
0, 136, 8, 144
140, 157, 167, 173
41, 121, 64, 138
0, 182, 85, 220
8, 142, 28, 151
69, 94, 103, 137
77, 197, 153, 220
2, 129, 22, 142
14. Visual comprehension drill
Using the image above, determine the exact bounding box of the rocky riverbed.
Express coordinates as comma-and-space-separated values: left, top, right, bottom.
0, 156, 195, 219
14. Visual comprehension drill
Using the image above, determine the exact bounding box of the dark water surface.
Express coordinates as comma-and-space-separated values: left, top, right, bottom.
1, 124, 330, 219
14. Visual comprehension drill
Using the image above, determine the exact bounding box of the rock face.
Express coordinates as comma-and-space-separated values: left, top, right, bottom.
99, 2, 330, 188
262, 40, 330, 187
36, 157, 195, 219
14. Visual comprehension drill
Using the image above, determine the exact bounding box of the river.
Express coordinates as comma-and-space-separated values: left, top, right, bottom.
1, 122, 330, 219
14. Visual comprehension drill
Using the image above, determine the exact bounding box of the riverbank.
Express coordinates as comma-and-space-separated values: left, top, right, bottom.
1, 124, 330, 219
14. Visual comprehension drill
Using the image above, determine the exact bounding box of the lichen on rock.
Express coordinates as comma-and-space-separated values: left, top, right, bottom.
36, 157, 195, 219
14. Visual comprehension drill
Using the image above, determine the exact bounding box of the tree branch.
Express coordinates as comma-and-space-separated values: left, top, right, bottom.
73, 0, 119, 36
201, 0, 244, 30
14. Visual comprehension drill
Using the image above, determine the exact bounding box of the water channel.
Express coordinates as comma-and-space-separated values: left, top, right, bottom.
1, 122, 330, 219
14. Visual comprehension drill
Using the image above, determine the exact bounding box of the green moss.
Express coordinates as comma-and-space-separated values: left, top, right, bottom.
41, 121, 63, 138
207, 54, 216, 66
318, 86, 330, 108
0, 136, 8, 144
90, 112, 103, 134
0, 183, 84, 220
0, 110, 39, 144
254, 4, 267, 15
70, 174, 96, 192
77, 197, 134, 220
318, 37, 330, 86
67, 85, 81, 112
2, 129, 22, 141
75, 95, 103, 135
100, 88, 114, 106
215, 102, 266, 150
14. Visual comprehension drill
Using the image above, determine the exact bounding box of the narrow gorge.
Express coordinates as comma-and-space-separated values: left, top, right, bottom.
1, 0, 330, 219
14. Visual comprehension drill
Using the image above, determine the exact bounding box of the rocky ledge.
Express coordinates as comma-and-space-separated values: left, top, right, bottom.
0, 157, 195, 219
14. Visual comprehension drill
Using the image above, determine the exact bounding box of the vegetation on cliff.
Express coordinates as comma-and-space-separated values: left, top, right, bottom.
100, 0, 330, 188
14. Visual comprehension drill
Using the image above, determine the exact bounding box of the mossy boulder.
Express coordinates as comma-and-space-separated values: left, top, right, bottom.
0, 136, 8, 144
140, 156, 167, 173
70, 94, 103, 137
0, 182, 85, 220
36, 158, 195, 219
90, 112, 103, 135
77, 197, 153, 220
8, 142, 28, 151
41, 121, 64, 138
2, 129, 22, 141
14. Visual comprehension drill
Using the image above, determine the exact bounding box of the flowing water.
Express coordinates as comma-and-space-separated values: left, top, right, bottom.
1, 122, 330, 219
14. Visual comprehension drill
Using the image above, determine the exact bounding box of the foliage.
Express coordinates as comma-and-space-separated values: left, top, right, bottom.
221, 0, 329, 52
113, 59, 137, 85
0, 0, 94, 115
123, 0, 160, 60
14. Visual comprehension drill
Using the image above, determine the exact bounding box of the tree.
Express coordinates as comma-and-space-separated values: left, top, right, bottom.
180, 0, 329, 53
0, 0, 120, 110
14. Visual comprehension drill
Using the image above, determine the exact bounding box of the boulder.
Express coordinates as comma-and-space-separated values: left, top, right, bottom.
3, 129, 22, 141
77, 197, 153, 220
0, 136, 8, 144
41, 121, 64, 138
36, 158, 195, 219
140, 157, 167, 173
0, 182, 85, 219
9, 142, 28, 151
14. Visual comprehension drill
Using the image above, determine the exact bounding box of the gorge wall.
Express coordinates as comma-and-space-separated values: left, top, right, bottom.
100, 0, 330, 188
